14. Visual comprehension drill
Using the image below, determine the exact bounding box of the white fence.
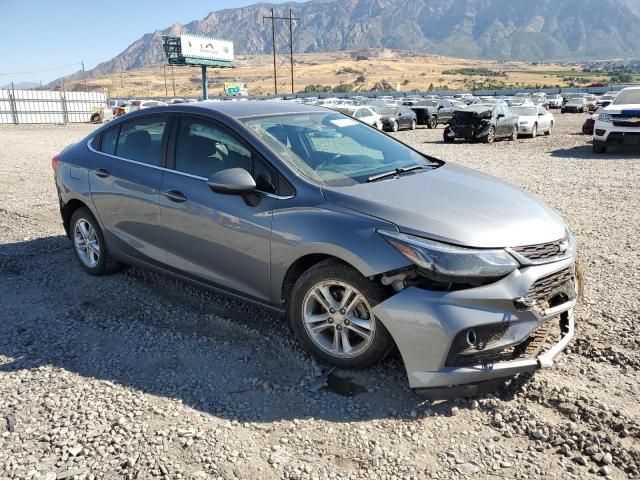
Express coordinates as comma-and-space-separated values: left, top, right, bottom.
0, 89, 107, 124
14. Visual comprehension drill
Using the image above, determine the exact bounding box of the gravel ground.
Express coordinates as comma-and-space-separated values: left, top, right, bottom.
1, 114, 639, 480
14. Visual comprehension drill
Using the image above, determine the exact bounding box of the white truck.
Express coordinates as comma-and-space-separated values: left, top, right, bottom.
593, 86, 640, 153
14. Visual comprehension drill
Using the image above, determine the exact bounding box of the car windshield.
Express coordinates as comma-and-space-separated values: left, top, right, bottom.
242, 112, 437, 186
463, 105, 494, 113
417, 100, 438, 106
512, 107, 537, 116
614, 89, 640, 105
380, 107, 399, 115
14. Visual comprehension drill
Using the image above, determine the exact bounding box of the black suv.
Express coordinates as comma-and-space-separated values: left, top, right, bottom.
443, 104, 519, 144
409, 99, 454, 128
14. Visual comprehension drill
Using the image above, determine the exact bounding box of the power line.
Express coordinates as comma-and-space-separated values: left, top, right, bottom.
0, 62, 84, 76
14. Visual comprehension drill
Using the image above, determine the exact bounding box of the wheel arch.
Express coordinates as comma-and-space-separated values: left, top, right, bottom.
281, 254, 346, 307
61, 198, 91, 237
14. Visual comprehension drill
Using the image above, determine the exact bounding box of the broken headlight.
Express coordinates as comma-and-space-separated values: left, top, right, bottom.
378, 230, 519, 283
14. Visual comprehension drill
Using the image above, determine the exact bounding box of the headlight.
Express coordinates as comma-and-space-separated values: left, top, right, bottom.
378, 230, 519, 280
598, 113, 612, 122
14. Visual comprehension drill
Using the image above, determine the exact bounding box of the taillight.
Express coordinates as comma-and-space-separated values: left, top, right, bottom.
51, 155, 60, 171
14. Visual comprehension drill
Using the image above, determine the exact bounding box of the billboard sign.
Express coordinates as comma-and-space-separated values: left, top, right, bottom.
180, 34, 234, 63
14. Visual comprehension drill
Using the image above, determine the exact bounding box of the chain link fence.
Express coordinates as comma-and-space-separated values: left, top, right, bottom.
0, 89, 106, 124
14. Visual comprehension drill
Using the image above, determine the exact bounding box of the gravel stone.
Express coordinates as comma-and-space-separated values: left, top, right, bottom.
1, 115, 638, 480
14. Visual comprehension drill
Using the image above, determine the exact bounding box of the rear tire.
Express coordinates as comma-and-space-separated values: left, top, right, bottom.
288, 260, 394, 369
593, 140, 607, 154
90, 113, 101, 123
391, 121, 399, 132
411, 119, 416, 130
427, 115, 437, 129
546, 121, 553, 135
70, 208, 122, 276
531, 124, 537, 138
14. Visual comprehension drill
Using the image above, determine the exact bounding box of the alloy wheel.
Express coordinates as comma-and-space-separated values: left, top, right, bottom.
74, 218, 100, 268
302, 280, 375, 358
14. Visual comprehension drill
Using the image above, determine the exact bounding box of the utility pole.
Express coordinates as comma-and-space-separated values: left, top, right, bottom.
289, 9, 294, 94
81, 61, 87, 88
171, 65, 176, 96
163, 65, 168, 97
263, 8, 299, 95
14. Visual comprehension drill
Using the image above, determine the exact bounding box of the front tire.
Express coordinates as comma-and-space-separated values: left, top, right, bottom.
443, 126, 455, 143
510, 125, 518, 141
288, 260, 394, 369
70, 208, 122, 276
90, 113, 101, 123
593, 140, 607, 154
546, 121, 553, 135
531, 123, 537, 138
391, 121, 399, 132
411, 119, 417, 130
482, 126, 496, 144
427, 115, 437, 129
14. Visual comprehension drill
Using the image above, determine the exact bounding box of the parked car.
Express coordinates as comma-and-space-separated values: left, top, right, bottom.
596, 95, 616, 108
131, 100, 169, 110
561, 97, 588, 113
409, 98, 454, 128
53, 101, 578, 397
335, 106, 382, 129
593, 86, 640, 153
582, 108, 600, 135
511, 105, 554, 137
379, 106, 417, 131
584, 95, 598, 112
546, 94, 563, 109
444, 104, 519, 143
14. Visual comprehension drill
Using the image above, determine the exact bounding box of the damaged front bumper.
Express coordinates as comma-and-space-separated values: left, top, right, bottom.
448, 123, 492, 139
373, 257, 577, 398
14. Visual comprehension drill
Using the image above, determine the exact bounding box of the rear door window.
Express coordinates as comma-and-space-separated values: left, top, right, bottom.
116, 116, 167, 166
100, 126, 119, 155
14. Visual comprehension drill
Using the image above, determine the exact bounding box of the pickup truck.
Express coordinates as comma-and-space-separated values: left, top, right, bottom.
593, 86, 640, 153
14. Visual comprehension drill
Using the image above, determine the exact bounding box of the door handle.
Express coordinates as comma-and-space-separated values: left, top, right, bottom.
95, 168, 110, 178
164, 190, 187, 203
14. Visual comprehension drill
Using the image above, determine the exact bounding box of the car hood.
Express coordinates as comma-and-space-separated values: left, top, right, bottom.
321, 163, 566, 248
603, 104, 640, 114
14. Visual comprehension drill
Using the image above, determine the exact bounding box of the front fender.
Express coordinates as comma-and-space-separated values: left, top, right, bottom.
269, 204, 411, 304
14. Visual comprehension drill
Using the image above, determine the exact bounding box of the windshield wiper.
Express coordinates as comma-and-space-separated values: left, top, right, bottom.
367, 165, 424, 183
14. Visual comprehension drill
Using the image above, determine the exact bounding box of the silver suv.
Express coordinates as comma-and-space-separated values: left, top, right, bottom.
53, 102, 578, 397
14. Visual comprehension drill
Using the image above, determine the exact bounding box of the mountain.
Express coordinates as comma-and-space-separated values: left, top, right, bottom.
51, 0, 640, 85
1, 81, 40, 90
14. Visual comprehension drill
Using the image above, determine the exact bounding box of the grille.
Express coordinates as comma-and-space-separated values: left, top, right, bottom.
613, 121, 640, 128
527, 266, 574, 309
511, 237, 567, 262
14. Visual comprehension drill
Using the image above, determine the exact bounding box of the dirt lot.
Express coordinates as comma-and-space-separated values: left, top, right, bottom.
1, 113, 639, 480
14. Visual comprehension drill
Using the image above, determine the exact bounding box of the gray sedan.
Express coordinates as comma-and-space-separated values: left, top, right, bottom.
53, 102, 578, 397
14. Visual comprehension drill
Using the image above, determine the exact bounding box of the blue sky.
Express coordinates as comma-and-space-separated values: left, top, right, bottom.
1, 0, 291, 85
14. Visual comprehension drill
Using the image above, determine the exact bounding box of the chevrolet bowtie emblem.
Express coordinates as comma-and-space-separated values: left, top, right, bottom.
558, 240, 569, 254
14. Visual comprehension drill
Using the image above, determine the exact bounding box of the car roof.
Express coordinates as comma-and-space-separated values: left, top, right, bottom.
168, 100, 328, 119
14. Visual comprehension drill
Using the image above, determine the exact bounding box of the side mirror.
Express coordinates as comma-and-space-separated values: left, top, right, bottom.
438, 105, 443, 110
207, 168, 256, 195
